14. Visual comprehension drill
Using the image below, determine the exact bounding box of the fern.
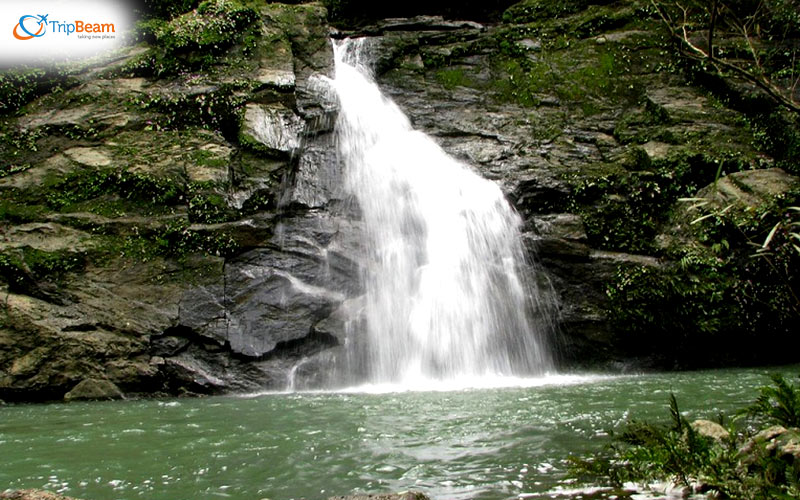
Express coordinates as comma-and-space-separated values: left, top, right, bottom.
740, 373, 800, 428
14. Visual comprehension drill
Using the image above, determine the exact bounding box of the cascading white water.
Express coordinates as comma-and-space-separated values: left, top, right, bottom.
330, 38, 553, 386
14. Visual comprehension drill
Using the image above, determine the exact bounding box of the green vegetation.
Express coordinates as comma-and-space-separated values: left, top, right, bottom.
742, 373, 800, 428
0, 247, 86, 302
569, 151, 741, 253
502, 0, 591, 24
155, 0, 257, 53
129, 85, 247, 138
123, 0, 258, 77
433, 68, 475, 90
35, 166, 242, 224
0, 69, 48, 114
0, 161, 243, 265
605, 257, 732, 363
137, 0, 201, 20
605, 188, 800, 366
453, 35, 632, 110
46, 169, 183, 212
0, 69, 77, 115
322, 0, 516, 25
112, 219, 239, 261
652, 0, 800, 114
0, 126, 43, 163
746, 111, 800, 175
0, 164, 32, 178
0, 247, 85, 285
569, 374, 800, 499
650, 0, 800, 174
191, 149, 229, 169
188, 191, 235, 224
487, 10, 649, 111
0, 198, 47, 224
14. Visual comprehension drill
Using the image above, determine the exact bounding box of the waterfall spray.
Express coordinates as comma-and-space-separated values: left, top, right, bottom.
326, 38, 554, 388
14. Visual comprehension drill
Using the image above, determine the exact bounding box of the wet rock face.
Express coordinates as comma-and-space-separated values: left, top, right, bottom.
0, 1, 358, 401
349, 2, 796, 368
239, 103, 306, 157
220, 214, 361, 357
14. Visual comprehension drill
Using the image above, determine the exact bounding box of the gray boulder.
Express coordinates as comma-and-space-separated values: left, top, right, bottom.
328, 493, 430, 500
0, 490, 82, 500
63, 378, 123, 401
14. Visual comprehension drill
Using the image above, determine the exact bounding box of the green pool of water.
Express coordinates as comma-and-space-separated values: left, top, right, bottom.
2, 366, 798, 500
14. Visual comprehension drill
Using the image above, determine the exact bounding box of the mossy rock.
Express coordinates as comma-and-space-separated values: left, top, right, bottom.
260, 2, 332, 74
502, 0, 593, 24
696, 168, 799, 214
123, 0, 259, 77
0, 489, 84, 500
156, 0, 258, 53
0, 246, 85, 301
63, 378, 123, 401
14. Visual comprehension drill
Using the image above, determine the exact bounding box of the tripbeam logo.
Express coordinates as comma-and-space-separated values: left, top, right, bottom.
11, 13, 116, 40
13, 14, 48, 40
2, 1, 131, 65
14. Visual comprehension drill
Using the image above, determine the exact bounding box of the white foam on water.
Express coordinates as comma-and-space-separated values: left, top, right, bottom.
241, 373, 619, 398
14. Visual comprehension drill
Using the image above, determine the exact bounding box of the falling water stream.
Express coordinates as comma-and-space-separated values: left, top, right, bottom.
328, 39, 553, 387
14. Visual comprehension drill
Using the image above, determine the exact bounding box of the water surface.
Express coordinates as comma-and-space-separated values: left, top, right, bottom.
2, 366, 797, 500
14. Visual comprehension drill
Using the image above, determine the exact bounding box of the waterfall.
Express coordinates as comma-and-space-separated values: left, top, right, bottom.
328, 38, 554, 388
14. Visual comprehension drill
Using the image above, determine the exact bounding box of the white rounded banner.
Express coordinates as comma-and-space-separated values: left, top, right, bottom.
1, 0, 135, 66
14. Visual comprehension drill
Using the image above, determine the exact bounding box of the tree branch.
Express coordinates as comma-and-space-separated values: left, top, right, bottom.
709, 0, 718, 61
650, 0, 800, 114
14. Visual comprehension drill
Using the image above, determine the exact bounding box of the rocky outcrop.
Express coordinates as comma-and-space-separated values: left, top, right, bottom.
350, 3, 791, 368
691, 419, 730, 442
63, 378, 124, 401
0, 491, 81, 500
739, 425, 800, 482
0, 1, 358, 401
1, 0, 797, 401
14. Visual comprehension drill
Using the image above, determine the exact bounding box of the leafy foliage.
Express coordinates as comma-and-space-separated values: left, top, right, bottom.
489, 28, 632, 111
0, 70, 47, 114
123, 0, 258, 78
756, 206, 800, 258
651, 0, 800, 113
570, 375, 800, 500
188, 192, 235, 224
129, 85, 246, 139
156, 0, 257, 53
0, 69, 78, 115
606, 255, 730, 352
46, 169, 183, 212
602, 179, 800, 366
571, 152, 734, 253
502, 0, 591, 24
0, 248, 86, 302
136, 0, 201, 20
323, 0, 516, 25
740, 373, 800, 428
116, 219, 239, 261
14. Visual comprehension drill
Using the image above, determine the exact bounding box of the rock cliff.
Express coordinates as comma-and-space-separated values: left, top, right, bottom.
1, 0, 797, 401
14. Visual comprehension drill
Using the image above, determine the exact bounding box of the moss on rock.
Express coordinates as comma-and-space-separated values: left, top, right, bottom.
63, 378, 123, 401
123, 0, 258, 78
